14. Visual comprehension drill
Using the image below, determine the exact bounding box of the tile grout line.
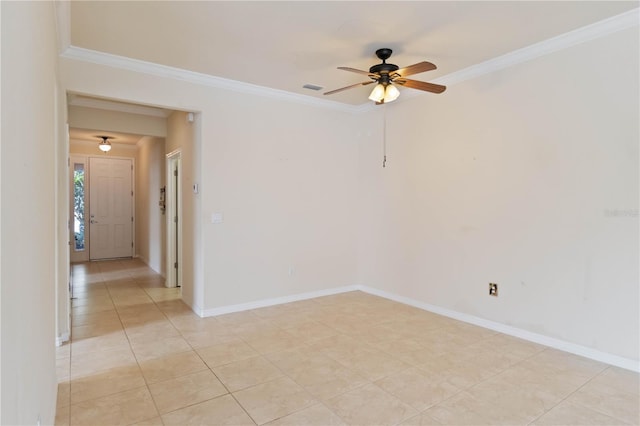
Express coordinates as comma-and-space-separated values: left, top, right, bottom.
405, 340, 552, 424
118, 259, 167, 426
62, 260, 639, 426
140, 268, 258, 425
69, 260, 163, 425
524, 364, 621, 426
67, 266, 110, 426
120, 262, 164, 423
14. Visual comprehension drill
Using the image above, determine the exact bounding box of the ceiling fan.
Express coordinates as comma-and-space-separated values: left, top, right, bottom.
324, 48, 446, 104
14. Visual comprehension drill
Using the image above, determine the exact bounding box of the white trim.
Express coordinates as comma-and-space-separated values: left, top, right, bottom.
357, 285, 640, 373
55, 332, 70, 347
60, 47, 358, 114
190, 301, 205, 318
54, 0, 70, 54
58, 8, 638, 112
165, 148, 182, 159
137, 254, 165, 278
188, 281, 639, 372
432, 7, 639, 88
200, 285, 359, 317
69, 155, 90, 263
165, 151, 182, 289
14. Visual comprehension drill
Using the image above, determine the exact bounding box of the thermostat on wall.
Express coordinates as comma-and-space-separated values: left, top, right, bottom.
211, 213, 223, 224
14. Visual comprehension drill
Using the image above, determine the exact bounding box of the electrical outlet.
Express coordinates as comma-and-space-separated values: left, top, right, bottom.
489, 283, 498, 297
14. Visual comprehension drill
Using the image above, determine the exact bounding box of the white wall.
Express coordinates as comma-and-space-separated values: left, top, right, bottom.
55, 82, 70, 346
69, 140, 137, 158
59, 61, 360, 316
166, 111, 199, 307
201, 95, 359, 310
1, 2, 60, 424
59, 22, 637, 363
357, 27, 639, 361
136, 136, 166, 274
68, 106, 166, 137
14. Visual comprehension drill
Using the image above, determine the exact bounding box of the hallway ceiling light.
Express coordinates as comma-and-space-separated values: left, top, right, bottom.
98, 136, 112, 152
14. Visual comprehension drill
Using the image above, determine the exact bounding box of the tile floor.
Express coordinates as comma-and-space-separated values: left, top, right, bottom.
56, 259, 639, 426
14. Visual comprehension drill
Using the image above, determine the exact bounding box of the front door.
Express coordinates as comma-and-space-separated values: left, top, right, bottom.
89, 157, 133, 260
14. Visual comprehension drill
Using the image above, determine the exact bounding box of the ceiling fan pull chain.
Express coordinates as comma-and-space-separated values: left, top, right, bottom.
383, 105, 387, 168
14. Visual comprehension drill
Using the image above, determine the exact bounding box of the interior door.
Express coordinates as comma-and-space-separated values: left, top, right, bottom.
173, 162, 180, 287
89, 157, 133, 260
166, 152, 182, 288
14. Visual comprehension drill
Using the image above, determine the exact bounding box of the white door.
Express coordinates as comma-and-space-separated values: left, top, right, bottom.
89, 157, 133, 260
166, 152, 182, 288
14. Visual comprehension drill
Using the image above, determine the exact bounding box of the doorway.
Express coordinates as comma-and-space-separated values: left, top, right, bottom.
166, 150, 182, 288
69, 156, 135, 261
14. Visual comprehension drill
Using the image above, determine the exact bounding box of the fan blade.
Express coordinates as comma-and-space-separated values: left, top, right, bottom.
394, 61, 436, 78
395, 78, 446, 94
324, 80, 374, 96
338, 66, 376, 76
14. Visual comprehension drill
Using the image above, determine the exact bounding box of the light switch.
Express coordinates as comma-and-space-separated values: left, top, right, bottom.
211, 212, 223, 224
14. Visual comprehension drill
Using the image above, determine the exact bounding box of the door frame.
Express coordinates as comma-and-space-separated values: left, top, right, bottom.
166, 149, 182, 288
88, 156, 135, 260
69, 154, 136, 262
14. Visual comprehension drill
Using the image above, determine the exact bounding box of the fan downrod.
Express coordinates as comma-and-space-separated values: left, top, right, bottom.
370, 48, 398, 75
375, 48, 393, 62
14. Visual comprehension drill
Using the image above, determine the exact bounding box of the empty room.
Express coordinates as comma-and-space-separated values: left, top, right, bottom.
1, 1, 638, 425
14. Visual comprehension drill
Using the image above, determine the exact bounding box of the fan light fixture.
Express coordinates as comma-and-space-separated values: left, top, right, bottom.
368, 83, 400, 104
324, 48, 446, 104
98, 136, 112, 152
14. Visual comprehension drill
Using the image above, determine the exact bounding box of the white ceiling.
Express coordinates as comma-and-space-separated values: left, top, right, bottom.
69, 128, 145, 146
68, 95, 167, 146
69, 1, 637, 105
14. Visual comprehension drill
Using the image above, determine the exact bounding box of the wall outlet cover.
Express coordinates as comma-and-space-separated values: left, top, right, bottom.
489, 283, 498, 297
211, 212, 223, 224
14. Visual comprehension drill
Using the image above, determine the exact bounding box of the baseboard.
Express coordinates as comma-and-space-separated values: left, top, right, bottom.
137, 255, 165, 278
55, 332, 70, 347
186, 282, 639, 372
200, 285, 359, 317
357, 285, 640, 373
189, 301, 205, 318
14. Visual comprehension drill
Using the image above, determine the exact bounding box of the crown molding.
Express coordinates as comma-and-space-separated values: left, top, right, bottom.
60, 7, 638, 114
431, 7, 639, 88
364, 7, 639, 108
60, 47, 360, 114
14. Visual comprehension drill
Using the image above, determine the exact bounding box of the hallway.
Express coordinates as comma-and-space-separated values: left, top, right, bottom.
55, 260, 638, 425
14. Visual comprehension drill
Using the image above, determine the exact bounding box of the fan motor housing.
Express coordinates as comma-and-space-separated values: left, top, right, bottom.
370, 48, 399, 75
369, 62, 399, 75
